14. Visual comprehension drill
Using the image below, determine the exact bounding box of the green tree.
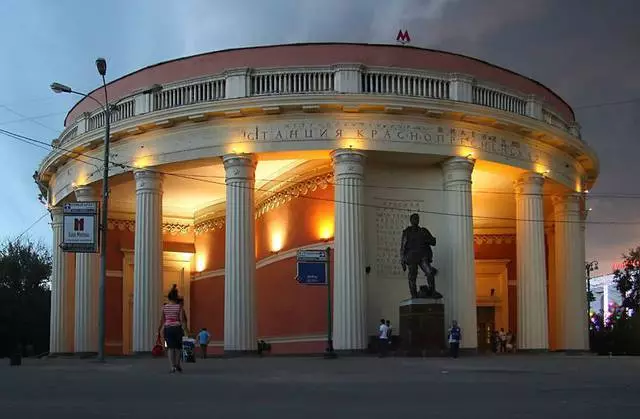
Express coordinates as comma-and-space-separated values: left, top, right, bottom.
0, 238, 51, 357
614, 247, 640, 313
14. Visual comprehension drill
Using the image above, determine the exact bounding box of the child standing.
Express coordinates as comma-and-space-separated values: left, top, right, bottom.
196, 328, 211, 359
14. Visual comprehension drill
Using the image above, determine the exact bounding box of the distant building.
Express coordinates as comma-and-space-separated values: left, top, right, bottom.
589, 274, 623, 319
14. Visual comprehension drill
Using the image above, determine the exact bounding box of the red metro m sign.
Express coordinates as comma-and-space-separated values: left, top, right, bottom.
74, 218, 85, 231
396, 29, 411, 45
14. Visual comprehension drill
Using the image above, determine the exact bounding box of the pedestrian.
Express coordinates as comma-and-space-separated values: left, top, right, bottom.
158, 284, 188, 373
386, 320, 393, 349
378, 318, 389, 357
448, 320, 461, 358
499, 328, 507, 353
196, 327, 211, 359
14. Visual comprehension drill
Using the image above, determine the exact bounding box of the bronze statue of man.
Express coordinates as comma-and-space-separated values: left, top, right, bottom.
400, 213, 441, 299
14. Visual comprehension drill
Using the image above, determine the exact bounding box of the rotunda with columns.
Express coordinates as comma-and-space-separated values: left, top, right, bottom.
38, 43, 598, 355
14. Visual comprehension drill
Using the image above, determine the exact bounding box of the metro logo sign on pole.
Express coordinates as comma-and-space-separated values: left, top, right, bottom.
74, 218, 85, 231
397, 29, 411, 45
62, 202, 99, 253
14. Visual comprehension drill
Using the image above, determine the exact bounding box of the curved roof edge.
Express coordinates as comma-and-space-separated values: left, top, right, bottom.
64, 42, 576, 126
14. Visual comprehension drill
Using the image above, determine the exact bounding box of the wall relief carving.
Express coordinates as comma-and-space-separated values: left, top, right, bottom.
373, 199, 422, 278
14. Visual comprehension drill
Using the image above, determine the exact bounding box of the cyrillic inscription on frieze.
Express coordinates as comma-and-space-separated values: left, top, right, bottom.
237, 120, 556, 166
373, 199, 422, 278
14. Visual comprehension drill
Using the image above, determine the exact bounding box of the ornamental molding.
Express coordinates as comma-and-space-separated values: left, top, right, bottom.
256, 172, 333, 218
192, 171, 334, 234
108, 219, 135, 232
107, 218, 192, 235
474, 234, 516, 245
194, 216, 225, 236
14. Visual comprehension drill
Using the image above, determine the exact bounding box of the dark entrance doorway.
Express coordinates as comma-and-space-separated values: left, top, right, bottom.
477, 306, 495, 352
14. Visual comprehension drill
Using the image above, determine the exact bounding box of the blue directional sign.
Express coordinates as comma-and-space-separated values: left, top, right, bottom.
296, 249, 328, 285
296, 261, 327, 285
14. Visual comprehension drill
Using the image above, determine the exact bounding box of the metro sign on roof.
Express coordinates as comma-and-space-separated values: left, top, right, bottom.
396, 29, 411, 45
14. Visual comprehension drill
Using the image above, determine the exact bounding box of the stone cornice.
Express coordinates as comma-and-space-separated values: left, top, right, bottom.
40, 105, 596, 207
39, 91, 595, 181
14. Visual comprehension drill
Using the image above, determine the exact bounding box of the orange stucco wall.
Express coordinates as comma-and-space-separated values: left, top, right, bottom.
190, 185, 334, 346
194, 226, 225, 272
255, 186, 334, 259
256, 257, 333, 337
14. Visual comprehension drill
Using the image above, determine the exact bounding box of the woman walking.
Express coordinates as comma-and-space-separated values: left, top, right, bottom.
158, 285, 188, 373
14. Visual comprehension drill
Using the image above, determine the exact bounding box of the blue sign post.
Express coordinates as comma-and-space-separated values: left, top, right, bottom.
296, 248, 336, 358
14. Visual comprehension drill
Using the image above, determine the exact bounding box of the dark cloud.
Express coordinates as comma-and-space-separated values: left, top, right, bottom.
2, 0, 638, 271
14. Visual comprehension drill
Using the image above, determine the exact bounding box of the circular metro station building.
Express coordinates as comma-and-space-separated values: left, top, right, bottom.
37, 43, 599, 355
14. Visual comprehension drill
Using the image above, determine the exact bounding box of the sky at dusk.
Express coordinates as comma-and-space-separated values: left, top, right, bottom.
0, 0, 638, 275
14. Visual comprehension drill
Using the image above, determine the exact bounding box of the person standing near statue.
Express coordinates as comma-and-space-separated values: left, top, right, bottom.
448, 320, 462, 358
400, 213, 441, 299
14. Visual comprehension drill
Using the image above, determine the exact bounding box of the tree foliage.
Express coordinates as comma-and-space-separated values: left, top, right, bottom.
0, 238, 51, 357
614, 247, 640, 314
591, 247, 640, 355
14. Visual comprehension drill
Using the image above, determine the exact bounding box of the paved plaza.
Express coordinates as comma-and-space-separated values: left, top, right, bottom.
1, 355, 638, 418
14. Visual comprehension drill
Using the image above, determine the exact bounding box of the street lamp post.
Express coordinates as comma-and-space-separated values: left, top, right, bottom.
96, 58, 110, 364
51, 61, 161, 362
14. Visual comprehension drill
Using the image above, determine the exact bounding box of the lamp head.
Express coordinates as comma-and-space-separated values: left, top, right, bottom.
50, 82, 72, 94
96, 58, 107, 76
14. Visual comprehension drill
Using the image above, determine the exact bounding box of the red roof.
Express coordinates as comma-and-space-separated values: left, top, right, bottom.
65, 43, 574, 125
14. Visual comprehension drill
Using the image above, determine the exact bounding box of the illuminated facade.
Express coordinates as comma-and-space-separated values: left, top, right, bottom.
38, 43, 599, 355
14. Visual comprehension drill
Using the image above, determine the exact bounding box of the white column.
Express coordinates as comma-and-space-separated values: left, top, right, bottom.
515, 173, 549, 350
223, 154, 257, 352
553, 193, 588, 351
132, 170, 164, 352
579, 219, 589, 349
49, 206, 69, 354
74, 185, 99, 353
331, 149, 367, 350
442, 157, 477, 349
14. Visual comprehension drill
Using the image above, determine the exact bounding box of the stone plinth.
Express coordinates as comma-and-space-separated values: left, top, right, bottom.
399, 299, 445, 356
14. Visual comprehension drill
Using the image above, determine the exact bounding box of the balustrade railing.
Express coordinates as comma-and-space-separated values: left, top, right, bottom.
472, 85, 526, 116
58, 66, 576, 145
153, 78, 225, 111
250, 70, 334, 95
543, 109, 569, 132
362, 71, 449, 99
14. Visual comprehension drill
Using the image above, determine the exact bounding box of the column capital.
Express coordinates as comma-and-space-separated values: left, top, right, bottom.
442, 156, 474, 185
223, 153, 257, 181
330, 148, 366, 179
74, 185, 97, 202
50, 206, 64, 225
515, 172, 544, 195
552, 193, 581, 212
134, 169, 163, 192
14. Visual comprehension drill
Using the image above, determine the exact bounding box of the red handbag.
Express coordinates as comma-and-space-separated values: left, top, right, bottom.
152, 333, 164, 357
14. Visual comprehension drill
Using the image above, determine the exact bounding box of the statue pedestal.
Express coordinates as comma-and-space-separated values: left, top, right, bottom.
399, 299, 445, 356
